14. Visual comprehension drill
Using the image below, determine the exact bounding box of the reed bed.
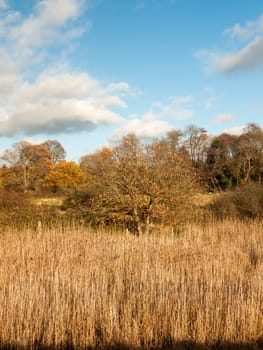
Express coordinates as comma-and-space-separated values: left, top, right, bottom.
0, 219, 262, 349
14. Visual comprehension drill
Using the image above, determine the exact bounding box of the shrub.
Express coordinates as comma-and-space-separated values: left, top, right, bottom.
0, 190, 65, 229
0, 190, 30, 210
209, 184, 263, 219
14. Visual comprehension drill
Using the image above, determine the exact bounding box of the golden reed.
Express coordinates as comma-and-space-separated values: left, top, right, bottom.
0, 219, 262, 349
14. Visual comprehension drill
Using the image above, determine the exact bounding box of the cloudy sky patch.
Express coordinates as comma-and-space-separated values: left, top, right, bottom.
212, 113, 235, 125
0, 1, 262, 159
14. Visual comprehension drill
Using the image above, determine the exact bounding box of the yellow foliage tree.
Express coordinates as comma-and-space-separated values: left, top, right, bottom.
44, 161, 85, 193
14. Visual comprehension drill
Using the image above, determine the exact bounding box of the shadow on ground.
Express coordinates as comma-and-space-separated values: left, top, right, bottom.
0, 339, 263, 350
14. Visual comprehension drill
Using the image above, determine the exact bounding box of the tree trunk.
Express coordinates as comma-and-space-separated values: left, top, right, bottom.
133, 207, 142, 236
144, 214, 150, 235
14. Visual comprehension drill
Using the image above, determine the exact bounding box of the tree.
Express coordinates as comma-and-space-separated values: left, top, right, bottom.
78, 133, 200, 235
236, 124, 263, 184
206, 133, 239, 191
42, 140, 66, 164
0, 164, 24, 191
80, 147, 114, 183
1, 141, 30, 166
18, 144, 53, 192
143, 134, 200, 231
1, 142, 52, 192
183, 125, 208, 166
0, 166, 5, 190
44, 161, 85, 193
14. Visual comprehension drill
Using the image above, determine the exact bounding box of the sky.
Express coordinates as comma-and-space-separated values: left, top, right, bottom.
0, 0, 263, 161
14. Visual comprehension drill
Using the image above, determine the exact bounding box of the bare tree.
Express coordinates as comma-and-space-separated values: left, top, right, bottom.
42, 140, 66, 164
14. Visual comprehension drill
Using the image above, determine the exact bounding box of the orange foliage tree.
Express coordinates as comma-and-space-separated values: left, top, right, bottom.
78, 133, 200, 235
43, 161, 85, 193
1, 142, 52, 192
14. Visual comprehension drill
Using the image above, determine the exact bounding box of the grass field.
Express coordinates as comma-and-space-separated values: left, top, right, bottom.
0, 219, 262, 349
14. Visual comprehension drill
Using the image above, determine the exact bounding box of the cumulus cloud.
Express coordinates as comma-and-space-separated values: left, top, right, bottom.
0, 0, 130, 138
110, 111, 171, 141
222, 125, 246, 136
8, 0, 87, 50
196, 13, 263, 73
110, 95, 195, 141
215, 37, 263, 73
212, 113, 235, 124
0, 0, 89, 67
0, 70, 127, 136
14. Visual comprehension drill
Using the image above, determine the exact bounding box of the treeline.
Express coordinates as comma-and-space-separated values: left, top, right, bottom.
0, 140, 84, 193
1, 123, 263, 232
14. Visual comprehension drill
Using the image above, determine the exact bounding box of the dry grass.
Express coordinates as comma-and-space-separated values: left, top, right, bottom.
0, 219, 262, 349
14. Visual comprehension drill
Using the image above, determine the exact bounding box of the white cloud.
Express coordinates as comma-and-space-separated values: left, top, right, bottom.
22, 137, 46, 145
222, 125, 246, 136
0, 1, 130, 138
8, 0, 86, 49
0, 0, 7, 9
110, 95, 195, 141
105, 82, 130, 94
215, 37, 263, 73
161, 96, 194, 120
110, 111, 171, 141
0, 70, 127, 136
0, 0, 90, 72
196, 13, 263, 73
0, 12, 21, 37
224, 14, 263, 40
212, 113, 235, 124
0, 51, 21, 95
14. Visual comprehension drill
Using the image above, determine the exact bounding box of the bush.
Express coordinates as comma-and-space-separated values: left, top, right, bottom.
0, 190, 30, 210
0, 190, 65, 229
209, 184, 263, 219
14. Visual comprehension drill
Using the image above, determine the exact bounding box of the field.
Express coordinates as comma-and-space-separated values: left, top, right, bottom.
0, 219, 262, 349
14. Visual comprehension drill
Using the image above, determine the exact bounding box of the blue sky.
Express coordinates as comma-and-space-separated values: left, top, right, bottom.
0, 0, 263, 161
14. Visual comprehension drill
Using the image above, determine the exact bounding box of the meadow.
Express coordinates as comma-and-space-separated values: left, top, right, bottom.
0, 219, 262, 349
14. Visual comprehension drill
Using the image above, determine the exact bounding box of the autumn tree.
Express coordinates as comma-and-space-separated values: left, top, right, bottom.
19, 144, 52, 192
1, 141, 30, 166
206, 124, 263, 190
80, 147, 114, 184
143, 132, 200, 231
1, 142, 52, 192
44, 161, 85, 193
235, 124, 263, 184
77, 133, 200, 235
0, 164, 24, 191
0, 166, 5, 190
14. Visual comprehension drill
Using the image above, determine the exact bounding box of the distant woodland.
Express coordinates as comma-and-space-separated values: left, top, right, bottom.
1, 123, 263, 232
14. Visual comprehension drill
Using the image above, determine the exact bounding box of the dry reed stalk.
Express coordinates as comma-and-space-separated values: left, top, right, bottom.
0, 219, 262, 349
